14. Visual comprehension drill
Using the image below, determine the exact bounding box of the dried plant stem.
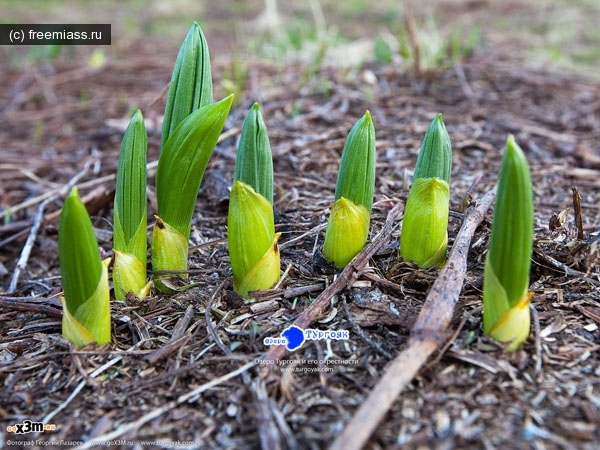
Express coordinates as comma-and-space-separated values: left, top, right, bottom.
41, 355, 124, 426
1, 128, 241, 224
572, 187, 584, 240
73, 361, 256, 450
404, 0, 420, 74
0, 296, 62, 317
8, 159, 92, 293
329, 186, 496, 450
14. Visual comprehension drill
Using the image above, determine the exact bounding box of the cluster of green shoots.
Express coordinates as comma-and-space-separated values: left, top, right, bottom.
58, 22, 534, 352
398, 118, 533, 350
59, 23, 232, 346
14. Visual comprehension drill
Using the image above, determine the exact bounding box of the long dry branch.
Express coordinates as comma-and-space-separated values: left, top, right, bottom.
329, 186, 496, 450
260, 202, 404, 368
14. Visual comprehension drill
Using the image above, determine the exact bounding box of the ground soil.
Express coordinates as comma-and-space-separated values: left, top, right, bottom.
1, 5, 600, 450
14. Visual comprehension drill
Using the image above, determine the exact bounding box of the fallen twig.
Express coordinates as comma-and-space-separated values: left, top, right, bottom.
530, 302, 543, 379
329, 186, 496, 450
572, 187, 584, 240
260, 202, 404, 369
0, 295, 62, 317
340, 293, 394, 359
8, 159, 93, 293
73, 360, 256, 450
533, 248, 600, 286
0, 129, 242, 226
41, 354, 124, 426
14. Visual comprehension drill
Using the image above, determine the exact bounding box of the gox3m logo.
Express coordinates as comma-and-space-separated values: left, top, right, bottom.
263, 325, 349, 351
7, 420, 56, 434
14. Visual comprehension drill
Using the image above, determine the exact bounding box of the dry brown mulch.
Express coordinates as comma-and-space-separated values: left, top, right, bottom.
1, 46, 599, 449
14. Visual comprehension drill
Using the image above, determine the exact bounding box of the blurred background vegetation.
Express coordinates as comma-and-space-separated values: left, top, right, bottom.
1, 0, 599, 101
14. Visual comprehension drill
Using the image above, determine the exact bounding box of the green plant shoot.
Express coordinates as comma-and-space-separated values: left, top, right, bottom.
233, 103, 274, 203
160, 22, 213, 153
228, 103, 280, 298
59, 187, 111, 347
483, 135, 534, 351
152, 95, 234, 291
400, 113, 452, 268
323, 111, 376, 268
113, 109, 151, 300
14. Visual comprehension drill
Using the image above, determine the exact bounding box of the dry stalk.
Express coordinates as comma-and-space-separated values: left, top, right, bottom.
329, 186, 497, 450
259, 202, 404, 370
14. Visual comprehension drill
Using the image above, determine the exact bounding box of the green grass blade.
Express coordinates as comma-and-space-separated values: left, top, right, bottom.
160, 22, 213, 152
156, 94, 234, 239
233, 103, 273, 203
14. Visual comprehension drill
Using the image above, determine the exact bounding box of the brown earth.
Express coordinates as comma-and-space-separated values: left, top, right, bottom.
1, 2, 600, 449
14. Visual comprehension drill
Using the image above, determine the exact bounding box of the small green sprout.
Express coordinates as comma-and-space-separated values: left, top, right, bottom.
152, 95, 234, 291
151, 21, 233, 292
160, 22, 213, 153
59, 187, 111, 347
228, 103, 280, 298
113, 109, 151, 300
323, 111, 376, 268
400, 113, 452, 268
483, 136, 534, 351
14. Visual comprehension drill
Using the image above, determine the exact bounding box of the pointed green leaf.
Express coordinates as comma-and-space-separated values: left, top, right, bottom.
72, 258, 112, 345
482, 256, 511, 334
334, 111, 376, 211
61, 258, 111, 347
61, 297, 95, 348
413, 113, 452, 183
59, 187, 103, 314
323, 197, 370, 268
156, 94, 234, 239
234, 103, 273, 203
160, 22, 213, 152
400, 177, 450, 268
486, 136, 533, 307
113, 211, 147, 269
151, 215, 189, 292
114, 109, 147, 266
228, 181, 275, 289
113, 249, 149, 300
489, 292, 532, 351
236, 233, 281, 299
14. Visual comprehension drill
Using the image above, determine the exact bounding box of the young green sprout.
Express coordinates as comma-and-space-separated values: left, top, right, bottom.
59, 187, 111, 347
323, 111, 376, 268
152, 95, 233, 291
113, 109, 151, 300
483, 135, 533, 351
228, 103, 280, 298
151, 22, 233, 292
160, 22, 213, 153
400, 113, 452, 268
